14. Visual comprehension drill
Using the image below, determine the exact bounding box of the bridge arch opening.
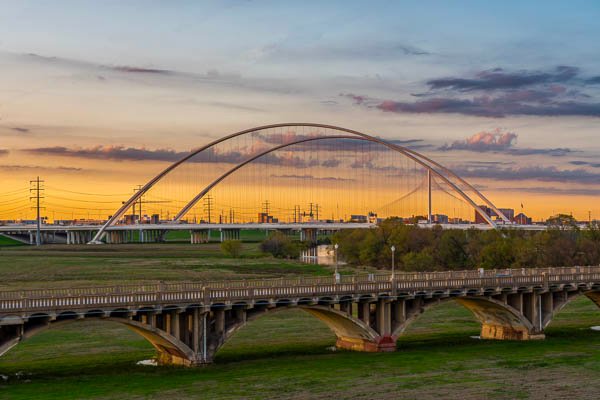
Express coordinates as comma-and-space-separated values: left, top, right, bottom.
0, 315, 195, 366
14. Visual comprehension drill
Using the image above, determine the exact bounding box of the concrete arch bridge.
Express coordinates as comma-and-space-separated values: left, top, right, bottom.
1, 267, 599, 365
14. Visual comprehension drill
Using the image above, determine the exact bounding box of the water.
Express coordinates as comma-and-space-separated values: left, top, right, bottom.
300, 245, 340, 265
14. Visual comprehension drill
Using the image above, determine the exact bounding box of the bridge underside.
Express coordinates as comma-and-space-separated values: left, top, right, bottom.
1, 287, 598, 366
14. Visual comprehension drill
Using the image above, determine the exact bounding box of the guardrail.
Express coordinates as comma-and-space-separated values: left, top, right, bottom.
1, 267, 599, 315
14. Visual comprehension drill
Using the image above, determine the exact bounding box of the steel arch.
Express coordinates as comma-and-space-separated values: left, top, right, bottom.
90, 123, 503, 243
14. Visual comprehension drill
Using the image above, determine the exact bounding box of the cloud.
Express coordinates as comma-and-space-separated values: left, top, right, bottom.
10, 127, 30, 133
587, 76, 600, 84
427, 66, 579, 92
270, 174, 354, 182
441, 128, 517, 151
569, 160, 600, 168
0, 164, 81, 172
0, 149, 8, 157
373, 95, 600, 118
496, 186, 600, 196
453, 165, 600, 184
111, 66, 171, 74
343, 66, 600, 118
321, 159, 341, 168
439, 129, 572, 156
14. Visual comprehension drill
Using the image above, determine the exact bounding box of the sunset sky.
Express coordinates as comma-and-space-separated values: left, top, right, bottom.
1, 1, 600, 222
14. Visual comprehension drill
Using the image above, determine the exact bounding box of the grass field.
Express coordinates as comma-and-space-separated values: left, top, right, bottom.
0, 244, 347, 290
0, 235, 24, 247
0, 244, 598, 399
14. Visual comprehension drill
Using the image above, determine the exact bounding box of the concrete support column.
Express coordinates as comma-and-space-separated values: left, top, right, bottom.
192, 308, 200, 352
172, 311, 181, 340
215, 309, 225, 337
358, 301, 370, 326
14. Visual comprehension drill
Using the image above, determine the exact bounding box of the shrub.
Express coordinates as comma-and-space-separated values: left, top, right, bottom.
221, 240, 243, 258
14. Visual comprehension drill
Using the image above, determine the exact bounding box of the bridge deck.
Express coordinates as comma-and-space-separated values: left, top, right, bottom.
1, 267, 599, 317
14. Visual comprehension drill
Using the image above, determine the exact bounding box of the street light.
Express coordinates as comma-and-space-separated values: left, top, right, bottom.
390, 245, 396, 282
334, 243, 340, 283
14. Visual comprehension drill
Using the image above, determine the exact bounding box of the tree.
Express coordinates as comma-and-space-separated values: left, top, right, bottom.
221, 240, 243, 258
260, 232, 300, 258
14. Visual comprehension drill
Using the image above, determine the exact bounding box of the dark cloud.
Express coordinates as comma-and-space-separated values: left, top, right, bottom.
374, 95, 600, 118
439, 129, 571, 156
343, 66, 600, 118
587, 76, 600, 84
10, 127, 30, 133
496, 186, 600, 196
0, 164, 81, 172
111, 66, 171, 74
569, 160, 600, 168
24, 145, 322, 169
321, 159, 341, 168
0, 149, 8, 157
427, 66, 579, 92
453, 165, 600, 184
270, 174, 354, 182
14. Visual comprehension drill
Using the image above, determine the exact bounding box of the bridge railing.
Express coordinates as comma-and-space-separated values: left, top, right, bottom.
1, 267, 599, 314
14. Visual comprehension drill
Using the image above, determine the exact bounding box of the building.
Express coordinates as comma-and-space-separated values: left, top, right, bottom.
350, 215, 367, 223
474, 205, 497, 224
432, 214, 449, 224
498, 208, 515, 221
258, 213, 278, 223
514, 212, 532, 225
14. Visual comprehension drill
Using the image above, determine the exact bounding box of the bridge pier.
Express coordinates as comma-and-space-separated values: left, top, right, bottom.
219, 229, 240, 242
190, 230, 210, 244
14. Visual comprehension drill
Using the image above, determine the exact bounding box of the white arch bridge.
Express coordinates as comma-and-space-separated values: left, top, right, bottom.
1, 267, 599, 365
84, 123, 512, 244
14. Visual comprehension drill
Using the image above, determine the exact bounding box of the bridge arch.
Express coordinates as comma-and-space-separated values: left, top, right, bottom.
91, 123, 508, 243
0, 314, 197, 366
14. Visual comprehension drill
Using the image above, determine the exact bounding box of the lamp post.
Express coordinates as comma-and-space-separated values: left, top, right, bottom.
390, 245, 396, 281
334, 243, 340, 283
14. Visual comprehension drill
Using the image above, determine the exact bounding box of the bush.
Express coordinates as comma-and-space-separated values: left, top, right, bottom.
221, 240, 243, 258
260, 232, 300, 258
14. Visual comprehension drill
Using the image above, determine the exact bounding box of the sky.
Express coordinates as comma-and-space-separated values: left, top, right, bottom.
1, 0, 600, 222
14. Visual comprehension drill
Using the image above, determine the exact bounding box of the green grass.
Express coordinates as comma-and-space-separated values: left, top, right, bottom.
0, 298, 598, 399
0, 244, 338, 290
0, 235, 24, 247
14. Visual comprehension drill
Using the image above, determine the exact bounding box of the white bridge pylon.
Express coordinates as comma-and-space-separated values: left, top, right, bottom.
90, 123, 508, 244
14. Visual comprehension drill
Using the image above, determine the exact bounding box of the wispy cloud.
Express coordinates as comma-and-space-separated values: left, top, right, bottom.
497, 186, 600, 196
569, 160, 600, 168
0, 149, 8, 157
270, 174, 354, 182
453, 165, 600, 184
0, 164, 81, 172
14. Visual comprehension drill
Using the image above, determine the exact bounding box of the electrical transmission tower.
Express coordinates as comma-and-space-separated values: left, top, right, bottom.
29, 176, 45, 246
204, 194, 213, 223
263, 200, 270, 215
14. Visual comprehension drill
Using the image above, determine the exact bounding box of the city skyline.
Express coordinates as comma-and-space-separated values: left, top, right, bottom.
1, 1, 600, 220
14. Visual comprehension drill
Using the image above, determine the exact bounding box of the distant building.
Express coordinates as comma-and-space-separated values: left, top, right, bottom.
151, 214, 160, 224
258, 213, 278, 223
432, 214, 449, 224
350, 215, 367, 223
475, 205, 497, 224
514, 212, 532, 225
498, 208, 515, 221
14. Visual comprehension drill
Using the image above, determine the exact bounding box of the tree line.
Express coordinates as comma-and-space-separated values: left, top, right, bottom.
331, 216, 600, 271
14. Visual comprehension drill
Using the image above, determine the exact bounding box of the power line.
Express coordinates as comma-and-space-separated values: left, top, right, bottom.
30, 176, 45, 246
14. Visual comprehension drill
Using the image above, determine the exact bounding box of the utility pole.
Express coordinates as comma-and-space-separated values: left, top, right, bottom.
30, 176, 45, 246
309, 203, 314, 218
204, 194, 213, 223
229, 208, 234, 224
263, 200, 270, 216
427, 169, 432, 224
315, 203, 320, 221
